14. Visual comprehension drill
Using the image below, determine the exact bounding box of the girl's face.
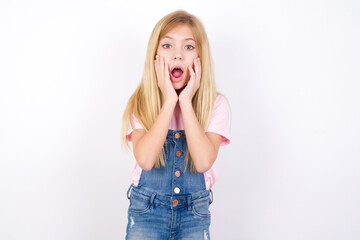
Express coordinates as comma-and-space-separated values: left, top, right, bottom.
156, 24, 199, 90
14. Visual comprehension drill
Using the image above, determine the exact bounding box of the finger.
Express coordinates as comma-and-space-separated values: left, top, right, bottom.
154, 55, 159, 68
164, 62, 170, 80
159, 55, 164, 72
162, 56, 168, 82
188, 65, 195, 83
154, 55, 159, 73
193, 57, 199, 73
156, 56, 162, 82
155, 59, 162, 85
194, 58, 201, 82
197, 58, 201, 80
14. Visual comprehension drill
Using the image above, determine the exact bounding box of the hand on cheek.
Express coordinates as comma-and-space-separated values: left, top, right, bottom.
179, 57, 201, 105
154, 55, 178, 104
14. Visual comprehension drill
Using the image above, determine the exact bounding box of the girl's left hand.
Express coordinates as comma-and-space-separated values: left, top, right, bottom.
179, 57, 201, 104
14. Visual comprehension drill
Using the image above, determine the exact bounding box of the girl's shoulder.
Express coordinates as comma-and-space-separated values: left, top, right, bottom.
207, 92, 231, 145
213, 92, 230, 112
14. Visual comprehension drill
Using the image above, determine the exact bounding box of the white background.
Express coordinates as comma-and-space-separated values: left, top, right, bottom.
1, 0, 359, 239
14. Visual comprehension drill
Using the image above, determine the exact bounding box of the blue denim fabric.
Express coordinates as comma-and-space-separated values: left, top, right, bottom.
126, 130, 213, 240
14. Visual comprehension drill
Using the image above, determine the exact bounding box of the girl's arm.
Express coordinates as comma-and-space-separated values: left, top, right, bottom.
179, 58, 222, 173
180, 102, 222, 173
131, 101, 176, 171
131, 56, 178, 171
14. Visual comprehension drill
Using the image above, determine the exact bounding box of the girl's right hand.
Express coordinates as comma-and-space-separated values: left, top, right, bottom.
154, 55, 178, 105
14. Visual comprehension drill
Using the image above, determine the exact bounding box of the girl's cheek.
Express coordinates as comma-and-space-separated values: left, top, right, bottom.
190, 62, 195, 69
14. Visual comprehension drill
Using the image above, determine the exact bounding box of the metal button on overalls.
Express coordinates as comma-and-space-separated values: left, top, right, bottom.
175, 132, 181, 139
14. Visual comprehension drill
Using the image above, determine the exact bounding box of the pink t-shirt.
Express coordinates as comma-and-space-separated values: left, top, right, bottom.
126, 93, 231, 190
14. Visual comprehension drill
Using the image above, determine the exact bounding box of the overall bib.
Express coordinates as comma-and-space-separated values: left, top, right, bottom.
126, 130, 213, 240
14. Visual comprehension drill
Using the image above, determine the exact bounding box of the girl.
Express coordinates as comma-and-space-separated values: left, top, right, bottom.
122, 10, 231, 240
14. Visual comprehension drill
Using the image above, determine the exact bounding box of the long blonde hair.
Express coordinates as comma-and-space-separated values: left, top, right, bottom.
121, 10, 217, 172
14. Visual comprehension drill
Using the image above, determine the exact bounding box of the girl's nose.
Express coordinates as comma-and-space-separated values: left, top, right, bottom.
173, 51, 183, 60
173, 55, 183, 60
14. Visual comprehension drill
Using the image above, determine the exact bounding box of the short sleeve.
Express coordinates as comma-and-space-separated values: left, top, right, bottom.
126, 113, 144, 142
205, 94, 231, 146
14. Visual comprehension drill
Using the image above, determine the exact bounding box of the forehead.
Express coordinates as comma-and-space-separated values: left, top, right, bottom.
161, 24, 195, 41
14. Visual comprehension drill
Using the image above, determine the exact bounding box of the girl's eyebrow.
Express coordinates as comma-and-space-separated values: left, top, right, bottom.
162, 36, 195, 42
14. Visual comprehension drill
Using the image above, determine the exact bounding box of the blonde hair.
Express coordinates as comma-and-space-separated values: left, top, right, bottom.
121, 10, 217, 172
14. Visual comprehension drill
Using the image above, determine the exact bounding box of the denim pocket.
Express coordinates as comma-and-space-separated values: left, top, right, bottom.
191, 198, 211, 218
128, 190, 152, 214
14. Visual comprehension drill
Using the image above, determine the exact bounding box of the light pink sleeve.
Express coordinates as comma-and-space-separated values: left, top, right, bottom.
126, 113, 144, 142
205, 94, 231, 146
204, 167, 217, 190
126, 114, 145, 185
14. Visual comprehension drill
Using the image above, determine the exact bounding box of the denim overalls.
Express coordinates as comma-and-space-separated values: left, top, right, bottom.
126, 130, 213, 240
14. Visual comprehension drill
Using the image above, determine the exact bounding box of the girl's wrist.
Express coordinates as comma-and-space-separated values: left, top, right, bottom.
163, 98, 178, 108
179, 98, 192, 109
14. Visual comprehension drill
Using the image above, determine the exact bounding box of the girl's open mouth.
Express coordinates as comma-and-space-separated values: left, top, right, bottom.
170, 67, 184, 82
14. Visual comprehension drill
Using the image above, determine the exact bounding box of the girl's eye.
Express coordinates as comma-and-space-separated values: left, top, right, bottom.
162, 44, 171, 49
185, 45, 195, 50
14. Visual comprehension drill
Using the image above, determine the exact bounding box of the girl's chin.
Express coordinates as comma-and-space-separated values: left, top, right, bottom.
172, 81, 187, 90
172, 76, 189, 90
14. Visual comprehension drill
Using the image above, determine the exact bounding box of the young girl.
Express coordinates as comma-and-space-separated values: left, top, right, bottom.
122, 10, 231, 240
